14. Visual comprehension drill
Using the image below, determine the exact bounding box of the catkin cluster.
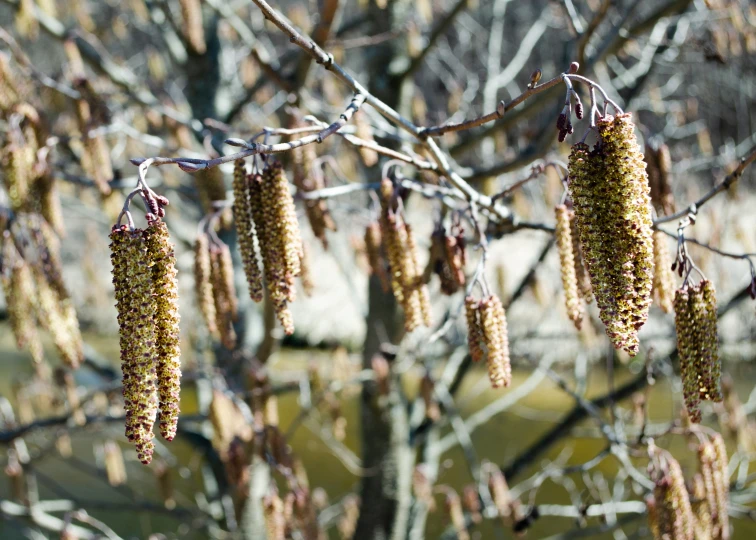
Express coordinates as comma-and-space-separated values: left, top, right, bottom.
567, 113, 654, 355
110, 220, 181, 463
378, 179, 432, 332
428, 226, 466, 295
554, 204, 585, 329
465, 295, 511, 389
674, 279, 722, 423
228, 160, 304, 335
292, 143, 336, 248
1, 217, 83, 370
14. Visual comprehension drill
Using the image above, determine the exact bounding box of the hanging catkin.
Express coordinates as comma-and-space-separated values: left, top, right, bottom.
568, 113, 654, 355
194, 233, 218, 338
145, 221, 181, 441
110, 226, 158, 464
652, 231, 675, 313
554, 204, 584, 330
232, 159, 264, 302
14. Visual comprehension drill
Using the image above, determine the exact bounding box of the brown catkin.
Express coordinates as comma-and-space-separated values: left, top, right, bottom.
193, 233, 218, 338
699, 442, 719, 537
232, 159, 264, 303
465, 296, 485, 363
109, 226, 158, 464
690, 473, 713, 540
569, 212, 592, 303
652, 231, 675, 313
263, 491, 286, 540
178, 0, 206, 54
555, 205, 584, 330
656, 456, 694, 540
209, 244, 238, 350
568, 113, 654, 355
364, 222, 390, 292
406, 224, 432, 329
145, 221, 181, 441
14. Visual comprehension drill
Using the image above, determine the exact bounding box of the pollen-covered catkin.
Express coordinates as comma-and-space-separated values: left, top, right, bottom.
653, 456, 694, 540
209, 244, 238, 350
569, 211, 592, 303
193, 233, 218, 338
555, 205, 584, 330
109, 226, 158, 464
145, 221, 181, 441
701, 280, 722, 402
405, 224, 432, 329
247, 167, 296, 335
465, 296, 484, 363
232, 159, 264, 303
479, 295, 511, 389
652, 231, 675, 313
711, 433, 730, 539
568, 113, 654, 355
675, 287, 701, 422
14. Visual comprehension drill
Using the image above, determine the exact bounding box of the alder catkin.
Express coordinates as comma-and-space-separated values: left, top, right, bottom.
194, 233, 218, 338
701, 280, 722, 402
109, 226, 158, 464
232, 159, 264, 302
479, 295, 511, 389
364, 222, 390, 292
675, 287, 701, 423
652, 231, 675, 313
465, 296, 485, 363
711, 433, 730, 540
555, 204, 584, 330
209, 243, 238, 349
568, 113, 654, 355
178, 0, 206, 54
145, 221, 181, 441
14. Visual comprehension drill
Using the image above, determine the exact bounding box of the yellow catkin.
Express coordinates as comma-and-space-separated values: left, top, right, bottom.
109, 226, 158, 464
299, 241, 315, 297
248, 169, 295, 334
655, 456, 694, 540
652, 231, 675, 313
263, 491, 286, 540
103, 441, 127, 486
465, 296, 484, 363
179, 0, 206, 54
15, 0, 39, 39
232, 159, 264, 302
555, 205, 584, 330
0, 53, 22, 111
406, 224, 432, 329
364, 222, 390, 292
690, 473, 713, 540
33, 268, 83, 368
711, 434, 730, 539
568, 113, 654, 355
37, 175, 66, 237
4, 142, 31, 212
209, 244, 238, 350
567, 211, 593, 303
480, 295, 511, 389
194, 233, 219, 338
145, 221, 181, 441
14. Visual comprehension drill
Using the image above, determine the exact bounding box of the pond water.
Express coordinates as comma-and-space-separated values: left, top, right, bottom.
1, 328, 755, 539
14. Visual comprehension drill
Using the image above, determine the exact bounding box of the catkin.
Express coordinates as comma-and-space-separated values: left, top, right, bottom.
652, 231, 675, 313
477, 295, 511, 389
246, 161, 303, 335
110, 226, 158, 464
145, 221, 181, 441
364, 222, 390, 292
653, 456, 694, 540
179, 0, 206, 54
674, 280, 722, 422
711, 434, 730, 539
232, 159, 264, 302
194, 233, 219, 338
568, 114, 654, 355
465, 296, 485, 363
210, 243, 238, 350
555, 205, 584, 330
